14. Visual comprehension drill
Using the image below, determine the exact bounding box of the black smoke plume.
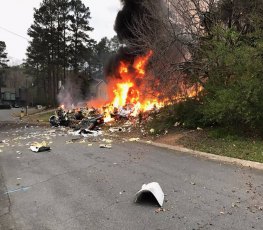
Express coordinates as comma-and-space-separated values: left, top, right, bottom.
105, 0, 152, 78
114, 0, 148, 42
105, 46, 146, 78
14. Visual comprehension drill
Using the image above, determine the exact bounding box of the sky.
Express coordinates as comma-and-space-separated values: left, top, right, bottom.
0, 0, 122, 65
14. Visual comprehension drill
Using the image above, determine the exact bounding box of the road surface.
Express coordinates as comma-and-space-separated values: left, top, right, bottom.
0, 108, 20, 122
0, 126, 262, 230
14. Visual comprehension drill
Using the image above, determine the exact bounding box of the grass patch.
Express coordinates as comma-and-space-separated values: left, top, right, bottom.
177, 128, 263, 163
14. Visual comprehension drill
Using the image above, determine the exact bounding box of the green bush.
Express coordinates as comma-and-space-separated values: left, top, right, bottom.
199, 27, 263, 133
147, 99, 204, 133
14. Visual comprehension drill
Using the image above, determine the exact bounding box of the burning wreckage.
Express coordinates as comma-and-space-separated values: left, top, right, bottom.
49, 103, 156, 133
49, 107, 105, 134
51, 51, 202, 135
50, 51, 162, 133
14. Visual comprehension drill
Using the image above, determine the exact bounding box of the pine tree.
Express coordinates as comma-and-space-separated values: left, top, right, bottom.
0, 41, 8, 68
0, 41, 9, 88
68, 0, 93, 73
26, 0, 94, 105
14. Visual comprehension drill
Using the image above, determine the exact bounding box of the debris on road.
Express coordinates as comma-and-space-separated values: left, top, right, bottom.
128, 138, 140, 142
102, 138, 113, 143
135, 182, 164, 207
68, 129, 102, 137
30, 141, 51, 152
109, 127, 125, 133
155, 207, 166, 213
99, 144, 112, 149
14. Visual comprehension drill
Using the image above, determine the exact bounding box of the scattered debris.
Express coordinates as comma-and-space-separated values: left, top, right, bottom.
109, 127, 125, 133
150, 128, 155, 133
81, 130, 102, 138
30, 141, 51, 152
174, 122, 180, 127
135, 182, 164, 207
129, 138, 140, 142
68, 129, 102, 137
100, 144, 112, 149
102, 139, 113, 143
155, 207, 166, 213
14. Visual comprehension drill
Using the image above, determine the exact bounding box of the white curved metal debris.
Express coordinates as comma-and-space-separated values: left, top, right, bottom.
134, 182, 164, 207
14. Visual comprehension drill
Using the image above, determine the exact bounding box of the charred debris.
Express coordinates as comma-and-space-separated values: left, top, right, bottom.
48, 104, 161, 137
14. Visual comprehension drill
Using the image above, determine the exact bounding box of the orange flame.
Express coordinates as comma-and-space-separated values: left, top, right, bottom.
87, 50, 202, 122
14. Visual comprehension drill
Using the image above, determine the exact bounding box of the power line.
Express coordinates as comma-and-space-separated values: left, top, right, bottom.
0, 25, 29, 41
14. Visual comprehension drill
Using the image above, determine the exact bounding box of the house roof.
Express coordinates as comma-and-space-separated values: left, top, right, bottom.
89, 79, 107, 94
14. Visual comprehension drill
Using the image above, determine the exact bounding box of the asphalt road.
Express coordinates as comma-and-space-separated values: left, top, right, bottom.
0, 109, 20, 122
0, 108, 45, 122
0, 126, 262, 230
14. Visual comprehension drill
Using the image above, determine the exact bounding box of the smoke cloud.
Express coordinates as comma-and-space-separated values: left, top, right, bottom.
106, 0, 155, 78
57, 75, 88, 109
114, 0, 147, 41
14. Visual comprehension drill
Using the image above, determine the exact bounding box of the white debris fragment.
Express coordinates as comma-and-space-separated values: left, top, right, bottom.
102, 139, 113, 143
69, 129, 102, 137
135, 182, 165, 207
150, 128, 155, 134
81, 130, 102, 138
129, 138, 140, 142
30, 141, 51, 152
109, 127, 125, 133
174, 122, 180, 127
99, 144, 112, 149
123, 121, 132, 127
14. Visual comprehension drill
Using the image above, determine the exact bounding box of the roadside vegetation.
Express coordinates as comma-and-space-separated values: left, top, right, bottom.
127, 0, 263, 163
179, 129, 263, 163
